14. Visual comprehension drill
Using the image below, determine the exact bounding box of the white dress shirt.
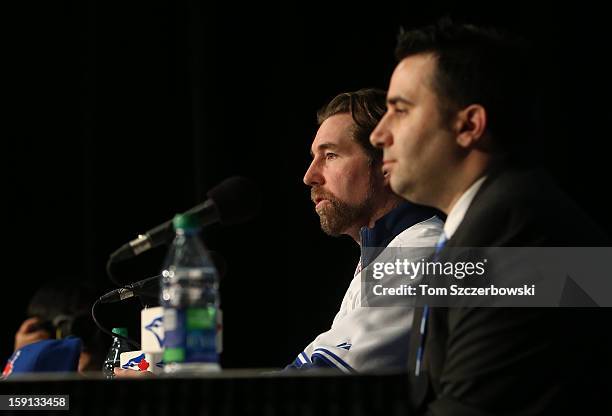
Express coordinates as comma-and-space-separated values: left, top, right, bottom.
444, 176, 487, 240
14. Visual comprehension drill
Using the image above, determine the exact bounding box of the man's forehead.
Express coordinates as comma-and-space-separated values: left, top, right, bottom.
310, 114, 355, 152
389, 54, 437, 99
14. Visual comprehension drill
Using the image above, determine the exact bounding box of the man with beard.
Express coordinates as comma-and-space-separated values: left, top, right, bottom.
287, 88, 443, 372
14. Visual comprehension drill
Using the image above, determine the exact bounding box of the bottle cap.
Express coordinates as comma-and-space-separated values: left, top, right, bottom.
172, 213, 201, 231
111, 327, 128, 338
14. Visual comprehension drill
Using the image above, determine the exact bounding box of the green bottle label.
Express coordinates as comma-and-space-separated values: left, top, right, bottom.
163, 347, 185, 363
187, 307, 216, 330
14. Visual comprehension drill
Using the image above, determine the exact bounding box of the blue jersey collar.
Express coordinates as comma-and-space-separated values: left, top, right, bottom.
359, 201, 441, 269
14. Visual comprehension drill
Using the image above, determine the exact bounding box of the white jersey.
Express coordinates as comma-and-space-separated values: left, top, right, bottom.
289, 215, 443, 372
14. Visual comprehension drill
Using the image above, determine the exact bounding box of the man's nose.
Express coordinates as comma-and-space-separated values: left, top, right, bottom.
370, 116, 393, 148
303, 160, 324, 186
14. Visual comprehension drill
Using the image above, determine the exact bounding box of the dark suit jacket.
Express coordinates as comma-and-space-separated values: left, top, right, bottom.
407, 165, 611, 415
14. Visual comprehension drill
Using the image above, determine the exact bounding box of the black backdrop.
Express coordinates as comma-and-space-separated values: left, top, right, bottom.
5, 1, 611, 368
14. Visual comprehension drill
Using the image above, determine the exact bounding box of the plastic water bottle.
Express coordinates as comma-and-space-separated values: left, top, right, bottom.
160, 213, 221, 373
102, 327, 130, 378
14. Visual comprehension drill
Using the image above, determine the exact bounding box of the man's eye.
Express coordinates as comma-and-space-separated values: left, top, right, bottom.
325, 153, 338, 160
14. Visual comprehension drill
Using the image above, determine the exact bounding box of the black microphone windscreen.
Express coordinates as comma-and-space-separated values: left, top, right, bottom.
207, 176, 261, 225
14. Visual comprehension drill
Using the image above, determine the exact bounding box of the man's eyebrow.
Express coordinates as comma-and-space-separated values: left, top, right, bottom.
310, 142, 338, 157
387, 96, 415, 106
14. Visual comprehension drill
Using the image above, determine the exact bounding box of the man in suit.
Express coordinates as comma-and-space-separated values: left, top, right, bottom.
370, 19, 610, 415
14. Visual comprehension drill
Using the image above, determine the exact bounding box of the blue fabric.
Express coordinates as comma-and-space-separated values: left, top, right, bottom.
2, 337, 81, 378
313, 348, 357, 373
360, 201, 443, 269
285, 354, 342, 372
415, 232, 447, 375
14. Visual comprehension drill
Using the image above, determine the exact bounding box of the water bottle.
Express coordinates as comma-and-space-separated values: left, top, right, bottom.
160, 213, 221, 373
102, 327, 130, 378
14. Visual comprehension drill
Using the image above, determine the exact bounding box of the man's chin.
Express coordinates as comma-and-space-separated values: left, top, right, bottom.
390, 175, 414, 201
318, 214, 346, 237
315, 201, 371, 237
321, 227, 343, 237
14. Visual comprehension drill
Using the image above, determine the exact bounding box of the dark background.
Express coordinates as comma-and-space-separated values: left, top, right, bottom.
5, 1, 611, 367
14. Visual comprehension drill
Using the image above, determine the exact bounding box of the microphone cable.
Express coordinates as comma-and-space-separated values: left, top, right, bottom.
90, 297, 141, 350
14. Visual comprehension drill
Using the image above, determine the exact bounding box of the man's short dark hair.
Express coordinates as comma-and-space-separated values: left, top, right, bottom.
317, 88, 387, 164
395, 18, 534, 155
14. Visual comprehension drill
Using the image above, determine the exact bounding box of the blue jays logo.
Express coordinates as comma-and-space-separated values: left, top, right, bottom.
144, 316, 164, 348
122, 353, 163, 371
122, 353, 150, 371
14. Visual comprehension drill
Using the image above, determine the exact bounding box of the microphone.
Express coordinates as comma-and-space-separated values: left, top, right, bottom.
109, 176, 261, 262
100, 251, 228, 304
99, 274, 161, 304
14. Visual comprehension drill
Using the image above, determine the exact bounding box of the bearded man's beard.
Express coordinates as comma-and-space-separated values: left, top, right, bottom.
312, 184, 377, 237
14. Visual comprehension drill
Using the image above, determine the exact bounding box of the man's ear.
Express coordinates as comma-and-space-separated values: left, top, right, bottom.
454, 104, 487, 149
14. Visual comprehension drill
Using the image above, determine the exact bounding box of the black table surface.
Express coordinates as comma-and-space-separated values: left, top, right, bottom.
0, 369, 412, 415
